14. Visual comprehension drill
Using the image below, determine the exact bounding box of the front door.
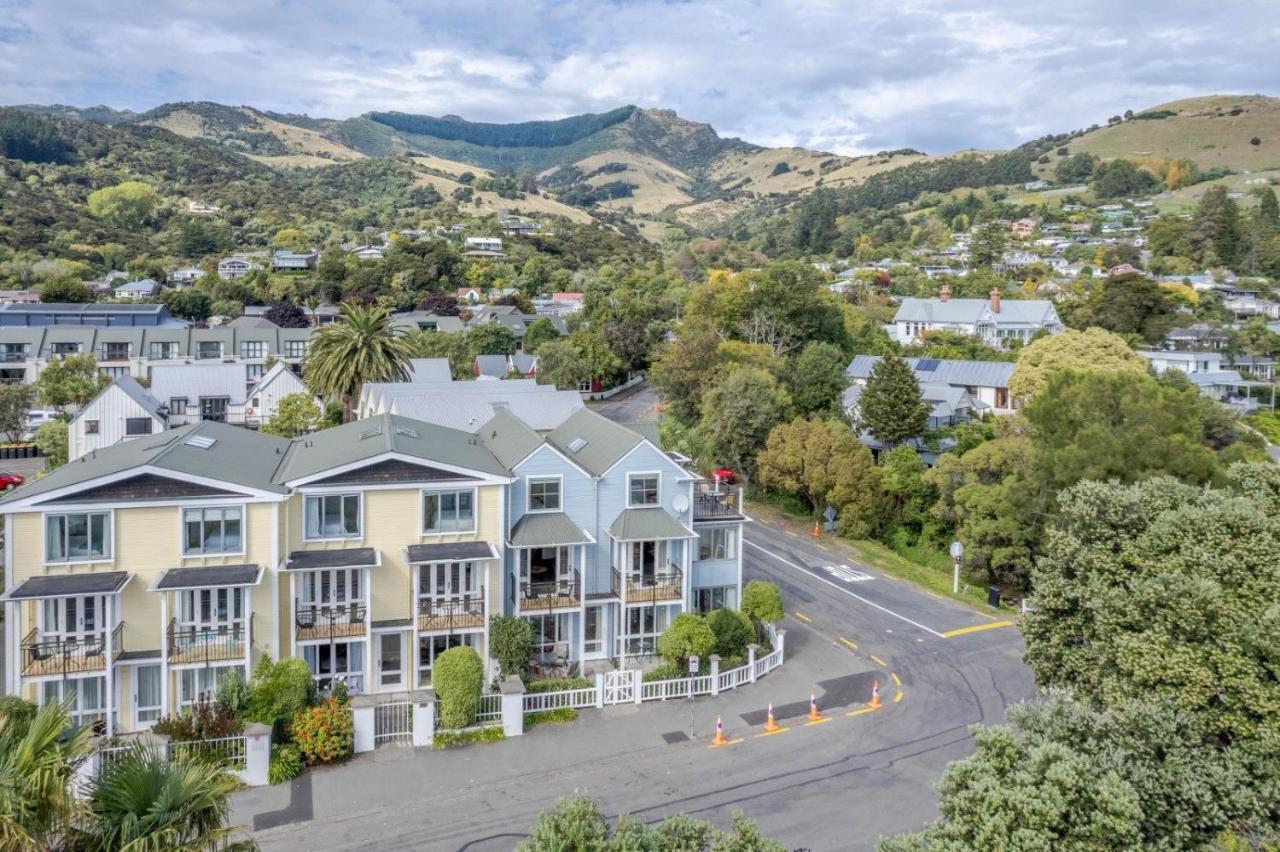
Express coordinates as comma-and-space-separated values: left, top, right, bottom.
377, 633, 403, 689
133, 664, 162, 729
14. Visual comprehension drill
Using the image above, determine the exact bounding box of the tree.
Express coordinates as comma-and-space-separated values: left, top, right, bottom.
408, 330, 472, 379
649, 332, 724, 424
434, 646, 484, 729
522, 317, 560, 355
210, 299, 243, 319
159, 289, 212, 322
656, 612, 715, 671
259, 393, 321, 438
271, 227, 311, 253
968, 221, 1007, 269
856, 352, 930, 446
1227, 315, 1278, 375
85, 181, 159, 229
0, 384, 34, 443
304, 302, 412, 420
489, 614, 534, 678
1145, 215, 1193, 259
1191, 185, 1245, 266
243, 657, 316, 739
0, 700, 94, 850
785, 341, 848, 417
417, 292, 460, 316
699, 368, 790, 483
33, 420, 67, 469
1090, 159, 1161, 199
263, 301, 310, 329
1054, 151, 1097, 183
568, 329, 622, 382
740, 580, 784, 626
1009, 327, 1148, 400
35, 353, 102, 413
534, 340, 590, 390
756, 418, 881, 536
706, 608, 754, 660
38, 276, 92, 303
466, 322, 517, 356
1069, 272, 1177, 343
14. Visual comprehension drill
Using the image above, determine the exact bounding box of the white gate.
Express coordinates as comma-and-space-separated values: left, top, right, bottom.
374, 700, 412, 746
603, 669, 634, 704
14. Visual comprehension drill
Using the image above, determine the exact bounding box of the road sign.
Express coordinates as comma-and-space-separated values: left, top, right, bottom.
823, 505, 837, 522
688, 655, 700, 674
949, 540, 965, 559
822, 520, 837, 532
821, 564, 874, 583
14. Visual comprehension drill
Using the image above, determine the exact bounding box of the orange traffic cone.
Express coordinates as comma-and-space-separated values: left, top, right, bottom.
764, 702, 780, 733
712, 715, 728, 746
808, 692, 823, 721
811, 521, 821, 538
868, 679, 882, 710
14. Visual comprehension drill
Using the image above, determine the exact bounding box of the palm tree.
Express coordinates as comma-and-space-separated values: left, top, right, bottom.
303, 302, 413, 421
0, 699, 93, 851
79, 745, 254, 852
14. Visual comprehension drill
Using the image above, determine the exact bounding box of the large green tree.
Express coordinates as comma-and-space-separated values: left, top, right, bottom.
85, 181, 159, 230
856, 352, 930, 446
699, 368, 790, 483
35, 353, 103, 413
534, 339, 590, 390
1009, 327, 1149, 400
756, 417, 881, 536
785, 341, 848, 417
303, 302, 412, 420
649, 332, 723, 424
1069, 271, 1177, 342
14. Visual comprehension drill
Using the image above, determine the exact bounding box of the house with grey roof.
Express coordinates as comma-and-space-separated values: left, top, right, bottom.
846, 355, 1017, 415
113, 279, 161, 300
68, 375, 167, 461
466, 304, 567, 351
892, 287, 1063, 349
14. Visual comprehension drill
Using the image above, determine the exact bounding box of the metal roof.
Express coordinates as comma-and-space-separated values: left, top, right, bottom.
546, 409, 646, 476
285, 548, 379, 571
607, 507, 697, 541
150, 363, 249, 406
154, 564, 262, 590
390, 391, 582, 433
3, 571, 131, 600
509, 512, 594, 547
405, 541, 498, 563
474, 355, 509, 378
406, 358, 453, 383
893, 297, 1059, 327
477, 407, 545, 469
846, 355, 1014, 389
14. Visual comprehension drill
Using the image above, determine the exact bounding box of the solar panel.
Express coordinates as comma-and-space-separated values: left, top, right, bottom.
915, 359, 940, 372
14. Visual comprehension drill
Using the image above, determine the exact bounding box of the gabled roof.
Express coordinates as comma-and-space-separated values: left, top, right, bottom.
893, 297, 1059, 327
545, 409, 646, 477
607, 507, 697, 541
509, 512, 594, 547
151, 363, 248, 405
77, 375, 164, 421
474, 354, 509, 378
478, 407, 545, 469
845, 355, 1014, 389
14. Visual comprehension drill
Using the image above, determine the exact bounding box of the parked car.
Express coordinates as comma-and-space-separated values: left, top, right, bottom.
22, 409, 57, 440
0, 470, 24, 490
711, 467, 736, 485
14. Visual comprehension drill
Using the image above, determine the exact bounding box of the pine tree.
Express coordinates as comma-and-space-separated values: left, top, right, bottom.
856, 353, 930, 446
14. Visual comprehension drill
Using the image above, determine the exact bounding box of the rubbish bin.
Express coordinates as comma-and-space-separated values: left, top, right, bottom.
987, 585, 1001, 608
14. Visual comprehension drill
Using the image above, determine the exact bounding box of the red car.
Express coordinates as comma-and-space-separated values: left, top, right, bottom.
0, 470, 24, 491
711, 467, 736, 485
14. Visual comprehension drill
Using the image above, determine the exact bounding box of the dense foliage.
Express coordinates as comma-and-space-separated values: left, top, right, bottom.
370, 106, 636, 149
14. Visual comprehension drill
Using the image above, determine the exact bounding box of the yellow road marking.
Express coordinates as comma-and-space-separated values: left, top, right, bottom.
846, 706, 875, 717
838, 636, 858, 651
709, 737, 745, 749
754, 727, 790, 738
793, 611, 812, 623
940, 620, 1015, 639
804, 716, 833, 726
869, 654, 887, 667
890, 672, 902, 686
894, 690, 904, 704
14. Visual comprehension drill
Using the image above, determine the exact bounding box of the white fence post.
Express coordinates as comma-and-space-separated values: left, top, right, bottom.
352, 694, 377, 754
709, 655, 720, 696
594, 671, 605, 709
500, 676, 525, 737
74, 736, 102, 800
632, 668, 643, 704
747, 644, 758, 683
775, 627, 786, 660
412, 689, 435, 748
239, 722, 271, 787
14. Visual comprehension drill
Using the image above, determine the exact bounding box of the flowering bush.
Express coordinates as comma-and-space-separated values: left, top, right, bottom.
152, 699, 243, 742
290, 698, 353, 765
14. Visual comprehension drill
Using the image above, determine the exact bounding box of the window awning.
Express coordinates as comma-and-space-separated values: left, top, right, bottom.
607, 508, 697, 542
285, 548, 380, 572
405, 541, 498, 563
153, 564, 262, 591
508, 512, 595, 548
3, 571, 131, 601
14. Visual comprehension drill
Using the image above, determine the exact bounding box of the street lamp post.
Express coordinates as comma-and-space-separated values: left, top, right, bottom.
949, 540, 964, 595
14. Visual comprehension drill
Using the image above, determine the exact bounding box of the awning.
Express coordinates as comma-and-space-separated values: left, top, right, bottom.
509, 512, 594, 548
405, 541, 497, 563
608, 507, 698, 542
3, 571, 131, 600
154, 564, 262, 591
285, 548, 380, 571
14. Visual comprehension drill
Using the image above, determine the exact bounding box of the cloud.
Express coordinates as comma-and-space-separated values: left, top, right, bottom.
0, 0, 1276, 154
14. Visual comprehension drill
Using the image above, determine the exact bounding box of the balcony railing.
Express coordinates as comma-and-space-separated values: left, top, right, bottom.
21, 623, 123, 677
519, 571, 581, 611
295, 602, 366, 642
417, 590, 485, 633
0, 351, 29, 363
693, 482, 744, 520
625, 566, 683, 604
167, 616, 250, 665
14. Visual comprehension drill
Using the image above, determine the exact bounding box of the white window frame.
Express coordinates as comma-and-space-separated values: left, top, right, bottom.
178, 663, 244, 709
239, 340, 267, 359
697, 527, 738, 561
124, 417, 153, 437
420, 487, 477, 535
526, 476, 562, 513
42, 675, 107, 727
627, 472, 660, 508
303, 493, 362, 540
44, 511, 112, 564
181, 505, 246, 556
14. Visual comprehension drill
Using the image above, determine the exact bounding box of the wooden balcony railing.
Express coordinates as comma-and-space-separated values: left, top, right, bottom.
625, 566, 683, 604
167, 616, 250, 665
519, 571, 581, 611
294, 602, 366, 642
417, 590, 485, 633
21, 623, 123, 677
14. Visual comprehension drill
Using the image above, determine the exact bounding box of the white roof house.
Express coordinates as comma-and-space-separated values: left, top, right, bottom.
892, 288, 1063, 349
113, 278, 160, 300
464, 237, 503, 254
149, 363, 251, 427
68, 375, 166, 461
242, 362, 315, 426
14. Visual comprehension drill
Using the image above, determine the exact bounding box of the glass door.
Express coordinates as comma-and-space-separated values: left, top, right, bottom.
134, 664, 161, 728
41, 595, 105, 643
179, 588, 243, 633
377, 633, 403, 689
584, 606, 604, 656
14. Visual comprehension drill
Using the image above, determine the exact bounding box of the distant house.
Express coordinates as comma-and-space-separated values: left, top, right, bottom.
1010, 218, 1037, 239
463, 237, 504, 258
998, 250, 1040, 269
217, 257, 262, 280
1224, 296, 1280, 319
1107, 263, 1141, 277
389, 312, 466, 334
242, 362, 315, 427
466, 304, 567, 352
350, 245, 384, 261
498, 215, 538, 235
845, 355, 1017, 415
113, 278, 160, 300
1023, 180, 1050, 191
510, 354, 538, 377
0, 290, 39, 305
271, 251, 318, 272
1164, 324, 1230, 351
168, 268, 204, 288
892, 286, 1063, 349
68, 375, 166, 461
186, 201, 221, 216
456, 287, 484, 304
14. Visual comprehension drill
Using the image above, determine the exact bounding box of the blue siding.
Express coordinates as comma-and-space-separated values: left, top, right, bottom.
594, 442, 694, 583
509, 445, 598, 595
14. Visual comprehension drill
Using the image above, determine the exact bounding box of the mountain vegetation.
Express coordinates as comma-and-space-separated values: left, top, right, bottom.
370, 106, 637, 149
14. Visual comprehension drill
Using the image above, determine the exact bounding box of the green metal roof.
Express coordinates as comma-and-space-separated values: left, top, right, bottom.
546, 409, 644, 476
509, 512, 594, 547
607, 507, 697, 541
478, 407, 544, 470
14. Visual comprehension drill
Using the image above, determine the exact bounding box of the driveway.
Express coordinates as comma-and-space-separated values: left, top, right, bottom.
587, 382, 658, 424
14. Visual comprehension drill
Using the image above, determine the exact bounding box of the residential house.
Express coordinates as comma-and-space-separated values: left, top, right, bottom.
845, 355, 1017, 414
891, 287, 1063, 349
168, 268, 204, 288
271, 252, 318, 272
217, 257, 262, 281
0, 290, 40, 304
1224, 296, 1280, 320
350, 246, 384, 261
464, 237, 503, 254
0, 303, 184, 329
1010, 218, 1036, 239
466, 304, 567, 352
455, 288, 484, 305
113, 279, 160, 301
388, 312, 466, 334
474, 354, 512, 380
1107, 263, 1141, 277
68, 376, 167, 461
186, 201, 221, 215
1164, 324, 1229, 351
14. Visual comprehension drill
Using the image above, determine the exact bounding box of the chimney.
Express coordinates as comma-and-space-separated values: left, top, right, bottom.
989, 289, 1001, 314
939, 284, 951, 303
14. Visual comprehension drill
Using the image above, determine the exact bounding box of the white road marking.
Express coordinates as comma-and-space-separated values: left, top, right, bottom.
821, 564, 874, 583
744, 539, 946, 638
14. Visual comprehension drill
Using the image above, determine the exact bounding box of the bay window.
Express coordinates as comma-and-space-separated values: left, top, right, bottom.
45, 512, 110, 562
304, 494, 360, 539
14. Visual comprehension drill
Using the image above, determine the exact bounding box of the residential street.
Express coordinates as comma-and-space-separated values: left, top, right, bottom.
232, 513, 1035, 851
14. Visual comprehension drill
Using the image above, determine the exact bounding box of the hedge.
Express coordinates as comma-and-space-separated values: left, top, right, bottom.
435, 645, 484, 729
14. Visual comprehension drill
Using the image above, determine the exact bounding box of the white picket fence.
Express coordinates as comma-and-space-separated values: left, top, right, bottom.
523, 687, 598, 713
96, 733, 248, 774
475, 693, 503, 723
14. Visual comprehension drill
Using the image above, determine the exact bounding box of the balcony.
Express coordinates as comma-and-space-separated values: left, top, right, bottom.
417, 591, 485, 633
295, 602, 366, 642
693, 482, 744, 521
625, 566, 683, 605
519, 571, 581, 612
0, 351, 29, 363
315, 672, 365, 696
21, 623, 123, 677
167, 617, 250, 665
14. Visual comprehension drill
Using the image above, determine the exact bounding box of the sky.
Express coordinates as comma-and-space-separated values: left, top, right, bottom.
0, 0, 1276, 155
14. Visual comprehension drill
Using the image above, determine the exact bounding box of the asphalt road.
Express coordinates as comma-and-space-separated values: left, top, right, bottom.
587, 382, 659, 424
234, 516, 1035, 851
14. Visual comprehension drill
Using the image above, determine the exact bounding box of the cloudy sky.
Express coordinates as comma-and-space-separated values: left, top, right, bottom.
0, 0, 1276, 155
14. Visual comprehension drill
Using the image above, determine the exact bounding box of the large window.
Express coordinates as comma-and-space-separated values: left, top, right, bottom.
622, 605, 672, 655
178, 664, 244, 709
42, 676, 106, 727
304, 494, 360, 539
169, 398, 188, 417
183, 507, 243, 554
697, 527, 737, 561
178, 587, 244, 630
526, 613, 572, 654
283, 340, 308, 358
149, 342, 178, 360
527, 478, 561, 512
695, 586, 737, 613
45, 512, 110, 562
196, 341, 223, 359
100, 342, 130, 361
422, 489, 475, 534
240, 340, 267, 359
418, 633, 478, 684
124, 417, 152, 436
303, 641, 364, 693
628, 474, 659, 507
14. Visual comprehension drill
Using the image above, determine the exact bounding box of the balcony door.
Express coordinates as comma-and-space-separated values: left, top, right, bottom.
301, 568, 362, 609
627, 540, 668, 585
521, 547, 570, 589
133, 664, 162, 729
178, 587, 243, 634
420, 561, 478, 603
41, 595, 105, 643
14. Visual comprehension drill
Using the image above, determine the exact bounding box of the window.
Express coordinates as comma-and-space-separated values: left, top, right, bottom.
149, 342, 178, 360
577, 380, 592, 393
183, 507, 243, 554
0, 343, 27, 362
178, 586, 243, 629
422, 489, 475, 533
628, 474, 659, 507
178, 664, 243, 709
283, 340, 308, 358
526, 613, 571, 654
695, 586, 737, 613
124, 417, 152, 436
100, 366, 128, 379
300, 567, 362, 606
240, 340, 267, 359
302, 641, 364, 693
100, 342, 130, 361
304, 494, 360, 539
418, 561, 478, 598
584, 605, 604, 655
51, 342, 80, 356
527, 478, 561, 512
697, 527, 737, 561
42, 676, 106, 727
995, 388, 1009, 409
245, 363, 266, 384
45, 512, 110, 562
622, 605, 673, 655
196, 341, 223, 359
85, 420, 100, 435
169, 397, 188, 417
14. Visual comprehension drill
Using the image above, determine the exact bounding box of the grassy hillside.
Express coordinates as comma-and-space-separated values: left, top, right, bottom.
132, 102, 365, 166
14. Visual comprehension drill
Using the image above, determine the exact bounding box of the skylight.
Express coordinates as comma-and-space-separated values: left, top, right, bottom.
394, 426, 419, 439
568, 437, 588, 452
185, 435, 216, 449
359, 427, 382, 440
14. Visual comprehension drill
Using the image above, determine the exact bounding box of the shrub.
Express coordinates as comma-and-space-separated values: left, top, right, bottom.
525, 677, 592, 694
0, 695, 37, 733
524, 708, 578, 727
152, 700, 243, 742
291, 698, 353, 765
642, 662, 685, 682
656, 613, 715, 670
214, 667, 249, 716
268, 744, 304, 785
433, 726, 505, 748
741, 580, 784, 625
489, 614, 534, 678
435, 646, 484, 729
706, 608, 754, 660
244, 657, 316, 739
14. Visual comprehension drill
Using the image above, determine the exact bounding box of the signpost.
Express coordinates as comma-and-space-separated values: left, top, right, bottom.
822, 505, 838, 533
949, 540, 964, 595
687, 655, 700, 738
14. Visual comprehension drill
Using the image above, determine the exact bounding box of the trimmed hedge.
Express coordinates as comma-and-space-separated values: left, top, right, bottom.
434, 726, 505, 748
525, 708, 578, 727
526, 677, 592, 694
435, 645, 484, 729
707, 608, 754, 659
